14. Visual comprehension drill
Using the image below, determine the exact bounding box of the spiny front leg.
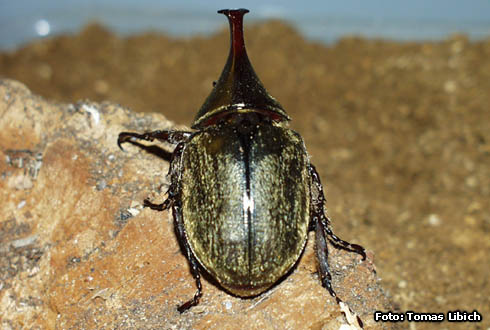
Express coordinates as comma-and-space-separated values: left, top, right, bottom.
118, 130, 192, 150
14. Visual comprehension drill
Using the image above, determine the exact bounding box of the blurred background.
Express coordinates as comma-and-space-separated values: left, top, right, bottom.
1, 0, 490, 50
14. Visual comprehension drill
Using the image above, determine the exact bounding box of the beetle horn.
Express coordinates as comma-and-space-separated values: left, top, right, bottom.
191, 8, 290, 129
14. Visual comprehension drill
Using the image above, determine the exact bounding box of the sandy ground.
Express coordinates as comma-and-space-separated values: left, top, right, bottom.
1, 21, 489, 329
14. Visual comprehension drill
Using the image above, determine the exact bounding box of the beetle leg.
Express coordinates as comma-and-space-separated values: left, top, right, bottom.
323, 223, 366, 260
118, 130, 192, 150
173, 202, 203, 313
141, 141, 186, 211
143, 198, 171, 211
309, 164, 366, 260
163, 143, 203, 312
310, 164, 365, 328
315, 218, 338, 300
317, 214, 366, 328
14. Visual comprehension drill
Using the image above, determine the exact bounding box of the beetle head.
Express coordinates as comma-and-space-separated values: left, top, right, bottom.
191, 8, 290, 129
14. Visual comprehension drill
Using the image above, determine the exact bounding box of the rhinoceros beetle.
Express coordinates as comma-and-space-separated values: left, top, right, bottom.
118, 8, 366, 319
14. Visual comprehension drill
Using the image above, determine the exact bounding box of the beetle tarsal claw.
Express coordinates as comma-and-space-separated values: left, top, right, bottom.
116, 135, 126, 151
117, 132, 138, 151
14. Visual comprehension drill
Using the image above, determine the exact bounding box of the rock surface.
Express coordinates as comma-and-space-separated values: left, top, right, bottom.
0, 79, 394, 329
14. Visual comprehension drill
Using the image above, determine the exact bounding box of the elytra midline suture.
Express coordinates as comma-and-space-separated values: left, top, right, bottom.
118, 8, 366, 326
